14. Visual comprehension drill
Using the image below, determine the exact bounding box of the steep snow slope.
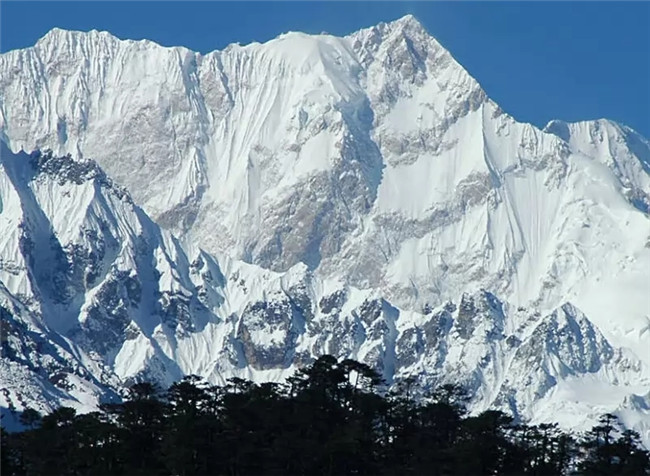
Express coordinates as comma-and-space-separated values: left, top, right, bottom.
0, 15, 489, 274
1, 15, 649, 439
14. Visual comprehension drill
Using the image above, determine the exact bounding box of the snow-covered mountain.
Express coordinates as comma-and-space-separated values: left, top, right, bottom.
1, 15, 649, 441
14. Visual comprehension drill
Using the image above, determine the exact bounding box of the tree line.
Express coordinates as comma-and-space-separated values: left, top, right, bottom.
1, 355, 648, 475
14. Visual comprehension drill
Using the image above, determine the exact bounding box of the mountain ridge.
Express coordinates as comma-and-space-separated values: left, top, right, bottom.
5, 16, 646, 137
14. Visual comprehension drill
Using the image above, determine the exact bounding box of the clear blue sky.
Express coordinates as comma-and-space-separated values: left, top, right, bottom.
1, 1, 649, 137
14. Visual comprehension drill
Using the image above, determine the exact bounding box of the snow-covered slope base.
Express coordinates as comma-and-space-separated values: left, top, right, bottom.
1, 15, 649, 441
1, 145, 649, 443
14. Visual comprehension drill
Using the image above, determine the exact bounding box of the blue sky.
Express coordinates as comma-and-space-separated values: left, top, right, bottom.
2, 1, 649, 137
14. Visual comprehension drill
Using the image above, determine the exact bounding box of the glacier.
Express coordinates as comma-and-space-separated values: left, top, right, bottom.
0, 15, 649, 442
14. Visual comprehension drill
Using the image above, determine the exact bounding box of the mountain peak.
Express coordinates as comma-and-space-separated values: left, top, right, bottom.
544, 119, 571, 142
347, 13, 431, 45
37, 26, 68, 39
34, 27, 67, 46
386, 14, 427, 32
360, 14, 432, 44
544, 117, 647, 147
37, 27, 93, 42
34, 27, 120, 52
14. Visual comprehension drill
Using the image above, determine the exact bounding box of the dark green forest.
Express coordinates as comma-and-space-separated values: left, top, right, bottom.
1, 356, 648, 475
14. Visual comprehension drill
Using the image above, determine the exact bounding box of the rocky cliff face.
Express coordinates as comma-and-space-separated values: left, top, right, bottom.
1, 16, 649, 442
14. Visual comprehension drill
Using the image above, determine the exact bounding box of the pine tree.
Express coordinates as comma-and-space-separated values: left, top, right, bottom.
102, 382, 167, 475
18, 408, 42, 429
3, 358, 649, 476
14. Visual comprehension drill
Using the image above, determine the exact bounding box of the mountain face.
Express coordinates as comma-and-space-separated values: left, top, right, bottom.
1, 15, 649, 441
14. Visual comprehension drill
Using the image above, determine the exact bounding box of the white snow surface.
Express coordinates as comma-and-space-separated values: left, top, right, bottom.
0, 15, 649, 442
